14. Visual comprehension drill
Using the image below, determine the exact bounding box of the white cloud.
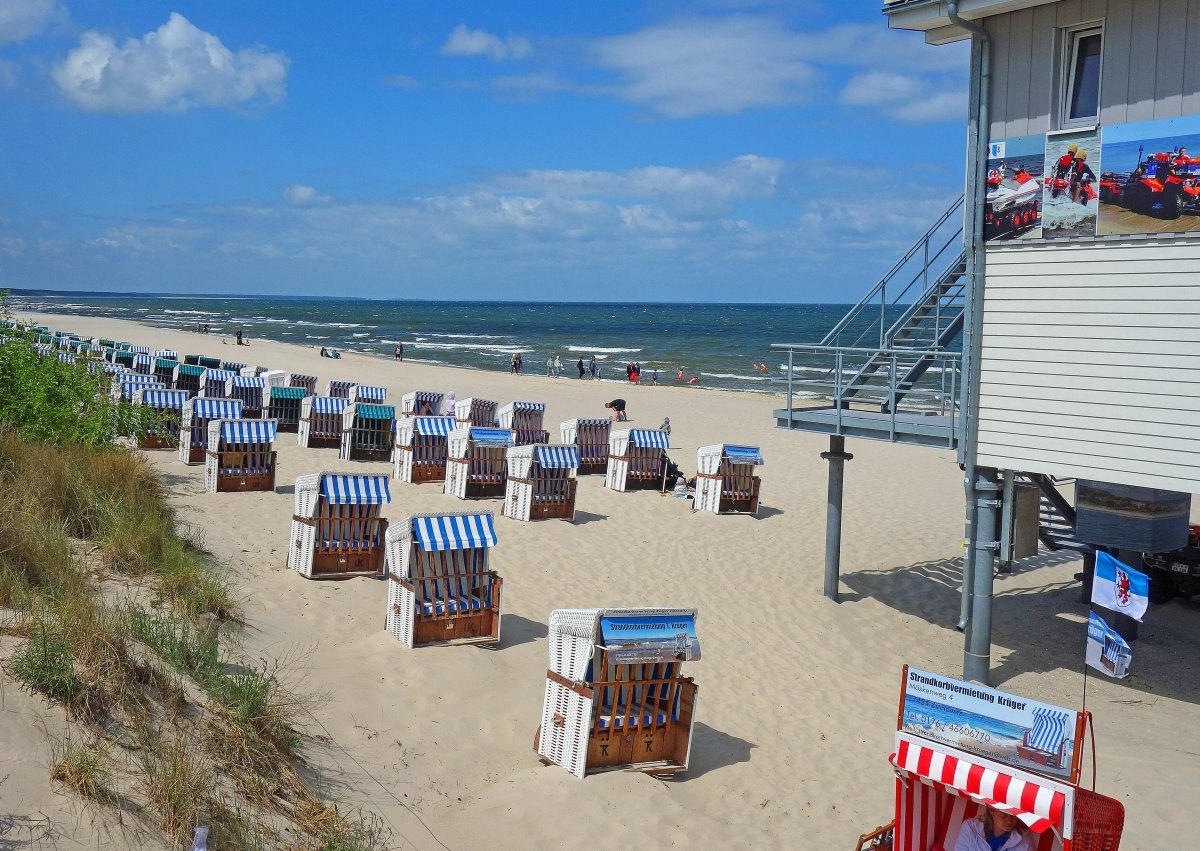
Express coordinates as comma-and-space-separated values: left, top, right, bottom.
840, 71, 964, 124
0, 0, 63, 45
442, 25, 531, 60
52, 13, 288, 113
284, 185, 329, 206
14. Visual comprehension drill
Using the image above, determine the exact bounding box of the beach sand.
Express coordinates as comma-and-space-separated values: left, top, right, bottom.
3, 310, 1197, 850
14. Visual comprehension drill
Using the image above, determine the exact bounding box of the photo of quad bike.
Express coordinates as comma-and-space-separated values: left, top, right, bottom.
1098, 115, 1200, 236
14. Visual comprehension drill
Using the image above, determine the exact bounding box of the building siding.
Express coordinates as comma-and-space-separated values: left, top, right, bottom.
977, 239, 1200, 491
986, 0, 1200, 137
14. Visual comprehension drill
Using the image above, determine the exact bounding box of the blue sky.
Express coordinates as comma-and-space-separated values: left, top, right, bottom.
1, 1, 969, 302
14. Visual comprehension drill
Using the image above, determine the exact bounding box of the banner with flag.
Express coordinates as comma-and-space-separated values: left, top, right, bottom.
1086, 611, 1132, 678
1091, 551, 1149, 621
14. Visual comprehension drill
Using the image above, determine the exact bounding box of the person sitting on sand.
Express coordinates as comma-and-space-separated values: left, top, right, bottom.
945, 806, 1032, 851
320, 347, 329, 358
604, 398, 627, 421
330, 349, 341, 359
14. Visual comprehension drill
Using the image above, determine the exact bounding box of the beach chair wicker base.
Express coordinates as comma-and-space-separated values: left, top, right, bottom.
577, 460, 606, 476
186, 445, 205, 464
215, 468, 276, 493
310, 547, 386, 578
411, 464, 447, 484
718, 477, 761, 515
346, 446, 392, 463
520, 479, 577, 520
388, 573, 503, 647
463, 481, 506, 499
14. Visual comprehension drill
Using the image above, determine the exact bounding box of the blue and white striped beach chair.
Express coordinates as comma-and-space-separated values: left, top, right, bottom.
178, 397, 243, 464
204, 418, 278, 492
298, 395, 349, 448
504, 444, 579, 521
395, 416, 456, 483
1017, 706, 1071, 770
134, 387, 190, 449
288, 472, 391, 578
560, 418, 611, 474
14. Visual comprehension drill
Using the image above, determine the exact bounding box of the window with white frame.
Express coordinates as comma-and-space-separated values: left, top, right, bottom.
1062, 24, 1102, 128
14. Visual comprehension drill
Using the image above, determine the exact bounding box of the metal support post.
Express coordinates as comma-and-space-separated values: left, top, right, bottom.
964, 469, 1000, 684
821, 435, 854, 602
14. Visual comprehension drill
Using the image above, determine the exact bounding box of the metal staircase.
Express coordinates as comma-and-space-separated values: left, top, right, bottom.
1021, 473, 1092, 554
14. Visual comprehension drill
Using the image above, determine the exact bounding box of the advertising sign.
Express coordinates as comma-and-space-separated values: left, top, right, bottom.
599, 610, 700, 665
985, 134, 1044, 242
1041, 128, 1101, 239
1098, 115, 1200, 236
899, 667, 1081, 782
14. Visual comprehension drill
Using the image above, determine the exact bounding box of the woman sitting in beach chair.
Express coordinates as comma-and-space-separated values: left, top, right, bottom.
395, 416, 456, 483
384, 512, 503, 647
605, 429, 670, 492
535, 607, 701, 778
504, 444, 579, 522
204, 418, 278, 493
178, 397, 243, 464
454, 396, 497, 428
498, 401, 549, 445
134, 388, 190, 450
445, 427, 512, 499
298, 395, 349, 448
560, 418, 610, 475
287, 472, 391, 579
401, 390, 442, 417
339, 402, 396, 462
693, 444, 763, 516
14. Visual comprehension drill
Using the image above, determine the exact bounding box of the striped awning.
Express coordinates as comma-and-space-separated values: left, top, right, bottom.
290, 373, 316, 385
630, 429, 670, 449
320, 475, 391, 505
355, 404, 395, 421
220, 361, 246, 372
120, 373, 161, 385
270, 386, 308, 400
155, 358, 179, 370
231, 375, 266, 388
197, 356, 222, 368
101, 362, 125, 374
413, 416, 456, 436
408, 390, 440, 402
192, 399, 244, 419
412, 514, 497, 552
219, 419, 278, 444
572, 418, 610, 427
311, 396, 350, 414
534, 445, 580, 469
177, 364, 206, 377
204, 369, 235, 382
511, 401, 544, 412
153, 349, 178, 359
890, 735, 1068, 835
58, 352, 77, 364
128, 345, 151, 354
354, 385, 387, 401
724, 445, 764, 465
140, 389, 189, 409
34, 342, 53, 355
121, 380, 165, 400
133, 354, 153, 368
470, 427, 514, 447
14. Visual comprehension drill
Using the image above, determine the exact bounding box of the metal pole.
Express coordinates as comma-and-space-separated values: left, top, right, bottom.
821, 435, 853, 602
964, 469, 1000, 683
787, 348, 794, 429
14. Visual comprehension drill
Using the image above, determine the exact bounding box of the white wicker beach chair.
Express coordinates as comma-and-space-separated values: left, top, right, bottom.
178, 397, 243, 464
536, 607, 700, 778
134, 387, 190, 450
289, 373, 318, 395
401, 390, 443, 417
384, 512, 502, 648
395, 416, 456, 483
266, 386, 308, 433
173, 363, 206, 397
200, 368, 235, 398
298, 395, 349, 448
326, 379, 356, 399
287, 472, 391, 579
224, 375, 266, 418
560, 418, 611, 475
132, 353, 154, 375
454, 397, 498, 428
504, 444, 579, 522
498, 401, 548, 446
152, 357, 178, 386
113, 373, 164, 402
445, 427, 512, 499
693, 444, 763, 516
203, 419, 278, 493
339, 402, 396, 462
605, 429, 669, 492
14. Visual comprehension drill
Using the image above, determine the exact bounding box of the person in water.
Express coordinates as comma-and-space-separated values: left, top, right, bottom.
1053, 142, 1078, 182
1070, 150, 1097, 204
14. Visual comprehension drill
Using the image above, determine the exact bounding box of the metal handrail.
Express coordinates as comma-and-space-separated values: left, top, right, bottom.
819, 194, 965, 349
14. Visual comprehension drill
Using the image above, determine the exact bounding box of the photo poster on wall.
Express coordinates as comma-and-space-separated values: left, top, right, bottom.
1097, 115, 1200, 236
1041, 128, 1101, 239
984, 135, 1044, 243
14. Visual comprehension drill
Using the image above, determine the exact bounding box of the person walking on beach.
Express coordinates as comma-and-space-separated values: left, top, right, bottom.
604, 398, 627, 422
554, 354, 563, 378
394, 342, 404, 361
589, 355, 597, 380
546, 355, 554, 377
511, 353, 519, 374
577, 357, 585, 379
651, 368, 659, 386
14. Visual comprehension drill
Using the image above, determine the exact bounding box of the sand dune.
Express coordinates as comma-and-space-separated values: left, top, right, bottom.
3, 310, 1196, 850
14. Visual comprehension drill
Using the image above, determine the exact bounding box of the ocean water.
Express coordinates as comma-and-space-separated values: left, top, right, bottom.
11, 290, 923, 398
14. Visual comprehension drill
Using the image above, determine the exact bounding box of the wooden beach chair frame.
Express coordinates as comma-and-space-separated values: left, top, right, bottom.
339, 403, 396, 462
200, 368, 235, 399
326, 379, 356, 399
178, 397, 243, 465
134, 388, 189, 450
536, 608, 700, 778
694, 444, 763, 516
384, 512, 503, 648
289, 373, 318, 395
173, 363, 206, 398
298, 395, 349, 448
288, 472, 391, 579
395, 417, 456, 484
498, 401, 549, 446
504, 444, 579, 522
445, 427, 512, 499
224, 375, 266, 419
204, 418, 278, 493
605, 429, 670, 492
560, 418, 610, 475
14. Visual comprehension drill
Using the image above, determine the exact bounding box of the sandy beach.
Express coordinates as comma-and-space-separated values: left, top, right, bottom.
3, 310, 1196, 850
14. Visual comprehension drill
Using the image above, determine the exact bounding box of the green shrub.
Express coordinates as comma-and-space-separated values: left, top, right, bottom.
12, 620, 83, 706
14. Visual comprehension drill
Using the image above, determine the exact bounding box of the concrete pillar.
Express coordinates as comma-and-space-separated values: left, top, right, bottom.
821, 435, 853, 602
